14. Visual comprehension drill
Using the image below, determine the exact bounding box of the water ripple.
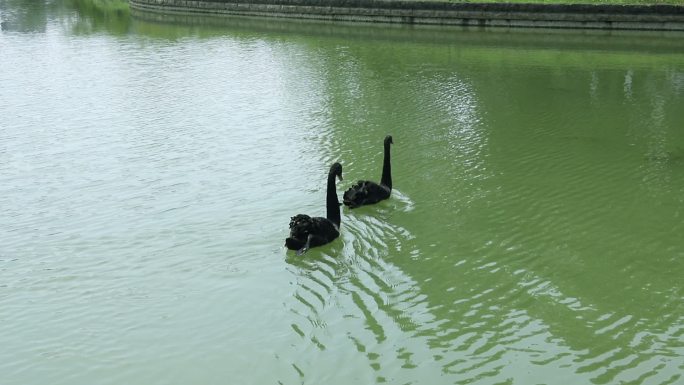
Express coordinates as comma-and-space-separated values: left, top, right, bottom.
3, 3, 684, 384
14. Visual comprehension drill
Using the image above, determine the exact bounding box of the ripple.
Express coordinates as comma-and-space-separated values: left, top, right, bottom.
3, 3, 684, 384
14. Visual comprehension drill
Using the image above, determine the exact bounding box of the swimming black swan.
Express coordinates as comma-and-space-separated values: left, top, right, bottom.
343, 135, 393, 208
285, 162, 343, 255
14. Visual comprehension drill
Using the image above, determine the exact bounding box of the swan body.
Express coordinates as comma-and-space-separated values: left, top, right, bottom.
343, 135, 393, 209
285, 163, 343, 255
342, 180, 390, 208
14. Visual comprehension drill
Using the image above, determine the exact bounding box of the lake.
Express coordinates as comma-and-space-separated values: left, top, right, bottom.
1, 1, 683, 384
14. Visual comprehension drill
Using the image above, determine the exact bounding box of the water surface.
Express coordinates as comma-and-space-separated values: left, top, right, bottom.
1, 1, 683, 384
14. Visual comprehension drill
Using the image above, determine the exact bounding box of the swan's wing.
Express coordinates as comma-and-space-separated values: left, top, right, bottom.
364, 181, 390, 197
287, 215, 339, 252
343, 180, 389, 207
343, 180, 370, 206
289, 214, 314, 239
289, 214, 338, 240
311, 216, 339, 235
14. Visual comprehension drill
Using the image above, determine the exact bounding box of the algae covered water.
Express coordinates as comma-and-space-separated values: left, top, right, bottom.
1, 1, 683, 384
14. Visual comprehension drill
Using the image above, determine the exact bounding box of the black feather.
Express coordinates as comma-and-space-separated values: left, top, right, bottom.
285, 163, 343, 254
342, 135, 393, 209
343, 181, 390, 209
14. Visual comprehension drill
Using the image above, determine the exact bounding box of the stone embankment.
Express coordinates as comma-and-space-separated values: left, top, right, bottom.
129, 0, 684, 31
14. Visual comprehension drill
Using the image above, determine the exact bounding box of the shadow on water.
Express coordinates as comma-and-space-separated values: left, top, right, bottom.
5, 0, 684, 49
6, 0, 683, 55
126, 8, 684, 60
0, 0, 131, 34
65, 0, 131, 35
0, 0, 51, 32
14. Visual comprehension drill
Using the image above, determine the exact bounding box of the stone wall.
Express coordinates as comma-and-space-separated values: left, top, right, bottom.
128, 0, 684, 31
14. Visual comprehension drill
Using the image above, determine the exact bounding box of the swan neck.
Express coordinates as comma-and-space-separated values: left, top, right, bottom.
381, 143, 392, 189
326, 172, 341, 226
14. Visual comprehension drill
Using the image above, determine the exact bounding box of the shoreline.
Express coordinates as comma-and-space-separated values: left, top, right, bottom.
128, 0, 684, 31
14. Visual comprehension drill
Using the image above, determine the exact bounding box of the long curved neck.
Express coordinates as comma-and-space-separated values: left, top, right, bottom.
381, 143, 392, 189
326, 173, 341, 227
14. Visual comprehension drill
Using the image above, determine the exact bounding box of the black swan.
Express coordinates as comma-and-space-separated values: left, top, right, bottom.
285, 162, 343, 255
343, 135, 393, 208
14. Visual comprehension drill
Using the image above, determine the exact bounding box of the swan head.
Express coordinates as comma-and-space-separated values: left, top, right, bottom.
384, 135, 393, 145
330, 162, 343, 181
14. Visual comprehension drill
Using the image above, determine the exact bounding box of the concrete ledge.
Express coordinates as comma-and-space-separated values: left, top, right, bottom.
129, 0, 684, 31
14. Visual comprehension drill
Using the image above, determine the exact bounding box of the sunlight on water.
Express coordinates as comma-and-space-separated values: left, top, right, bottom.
1, 1, 684, 384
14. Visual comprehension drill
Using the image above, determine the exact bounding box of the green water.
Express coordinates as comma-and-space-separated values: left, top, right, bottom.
1, 1, 683, 384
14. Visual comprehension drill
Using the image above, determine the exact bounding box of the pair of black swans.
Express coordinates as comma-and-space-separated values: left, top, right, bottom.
285, 135, 394, 255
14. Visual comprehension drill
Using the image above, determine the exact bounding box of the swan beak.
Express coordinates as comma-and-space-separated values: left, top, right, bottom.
338, 174, 343, 181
